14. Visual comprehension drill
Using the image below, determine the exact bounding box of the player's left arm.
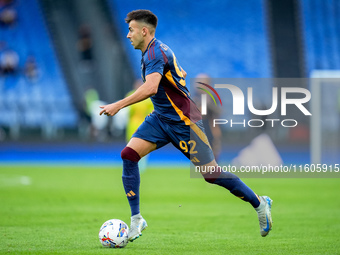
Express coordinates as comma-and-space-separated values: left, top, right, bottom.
99, 72, 161, 116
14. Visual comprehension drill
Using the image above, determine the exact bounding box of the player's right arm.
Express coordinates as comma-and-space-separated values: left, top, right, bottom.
99, 72, 161, 116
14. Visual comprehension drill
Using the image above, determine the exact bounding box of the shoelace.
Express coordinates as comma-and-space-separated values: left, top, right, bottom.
131, 218, 143, 228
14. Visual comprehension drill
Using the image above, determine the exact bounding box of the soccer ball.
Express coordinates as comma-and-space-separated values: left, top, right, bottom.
98, 219, 129, 248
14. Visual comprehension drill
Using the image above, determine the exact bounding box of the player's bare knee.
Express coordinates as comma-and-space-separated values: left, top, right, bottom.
121, 146, 141, 162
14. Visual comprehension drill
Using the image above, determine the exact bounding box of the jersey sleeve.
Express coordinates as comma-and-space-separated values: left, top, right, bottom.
144, 47, 166, 77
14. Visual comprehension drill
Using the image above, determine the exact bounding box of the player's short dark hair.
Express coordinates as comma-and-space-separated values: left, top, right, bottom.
125, 9, 158, 29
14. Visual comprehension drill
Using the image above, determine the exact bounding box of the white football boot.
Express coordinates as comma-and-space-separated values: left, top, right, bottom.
255, 196, 273, 237
128, 213, 148, 242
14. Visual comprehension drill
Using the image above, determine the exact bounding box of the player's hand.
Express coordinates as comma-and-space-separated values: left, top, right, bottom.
99, 103, 120, 116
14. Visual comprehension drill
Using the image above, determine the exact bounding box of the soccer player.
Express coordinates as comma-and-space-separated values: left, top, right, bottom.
99, 9, 273, 242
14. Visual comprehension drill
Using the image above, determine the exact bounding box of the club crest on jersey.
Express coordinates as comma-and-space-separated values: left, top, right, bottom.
160, 44, 168, 51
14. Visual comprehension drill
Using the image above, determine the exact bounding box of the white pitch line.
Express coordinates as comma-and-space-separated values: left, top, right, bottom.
0, 175, 32, 187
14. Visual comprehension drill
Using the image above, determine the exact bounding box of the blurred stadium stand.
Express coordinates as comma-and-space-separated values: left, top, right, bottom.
0, 0, 77, 139
300, 0, 340, 74
40, 0, 134, 106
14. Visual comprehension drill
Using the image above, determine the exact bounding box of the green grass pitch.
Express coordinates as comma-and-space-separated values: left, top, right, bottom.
1, 165, 340, 254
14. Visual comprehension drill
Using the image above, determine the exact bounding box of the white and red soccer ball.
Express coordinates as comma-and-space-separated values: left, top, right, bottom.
98, 219, 129, 248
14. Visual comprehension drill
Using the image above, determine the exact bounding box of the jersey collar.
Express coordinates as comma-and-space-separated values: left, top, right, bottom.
142, 38, 156, 56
